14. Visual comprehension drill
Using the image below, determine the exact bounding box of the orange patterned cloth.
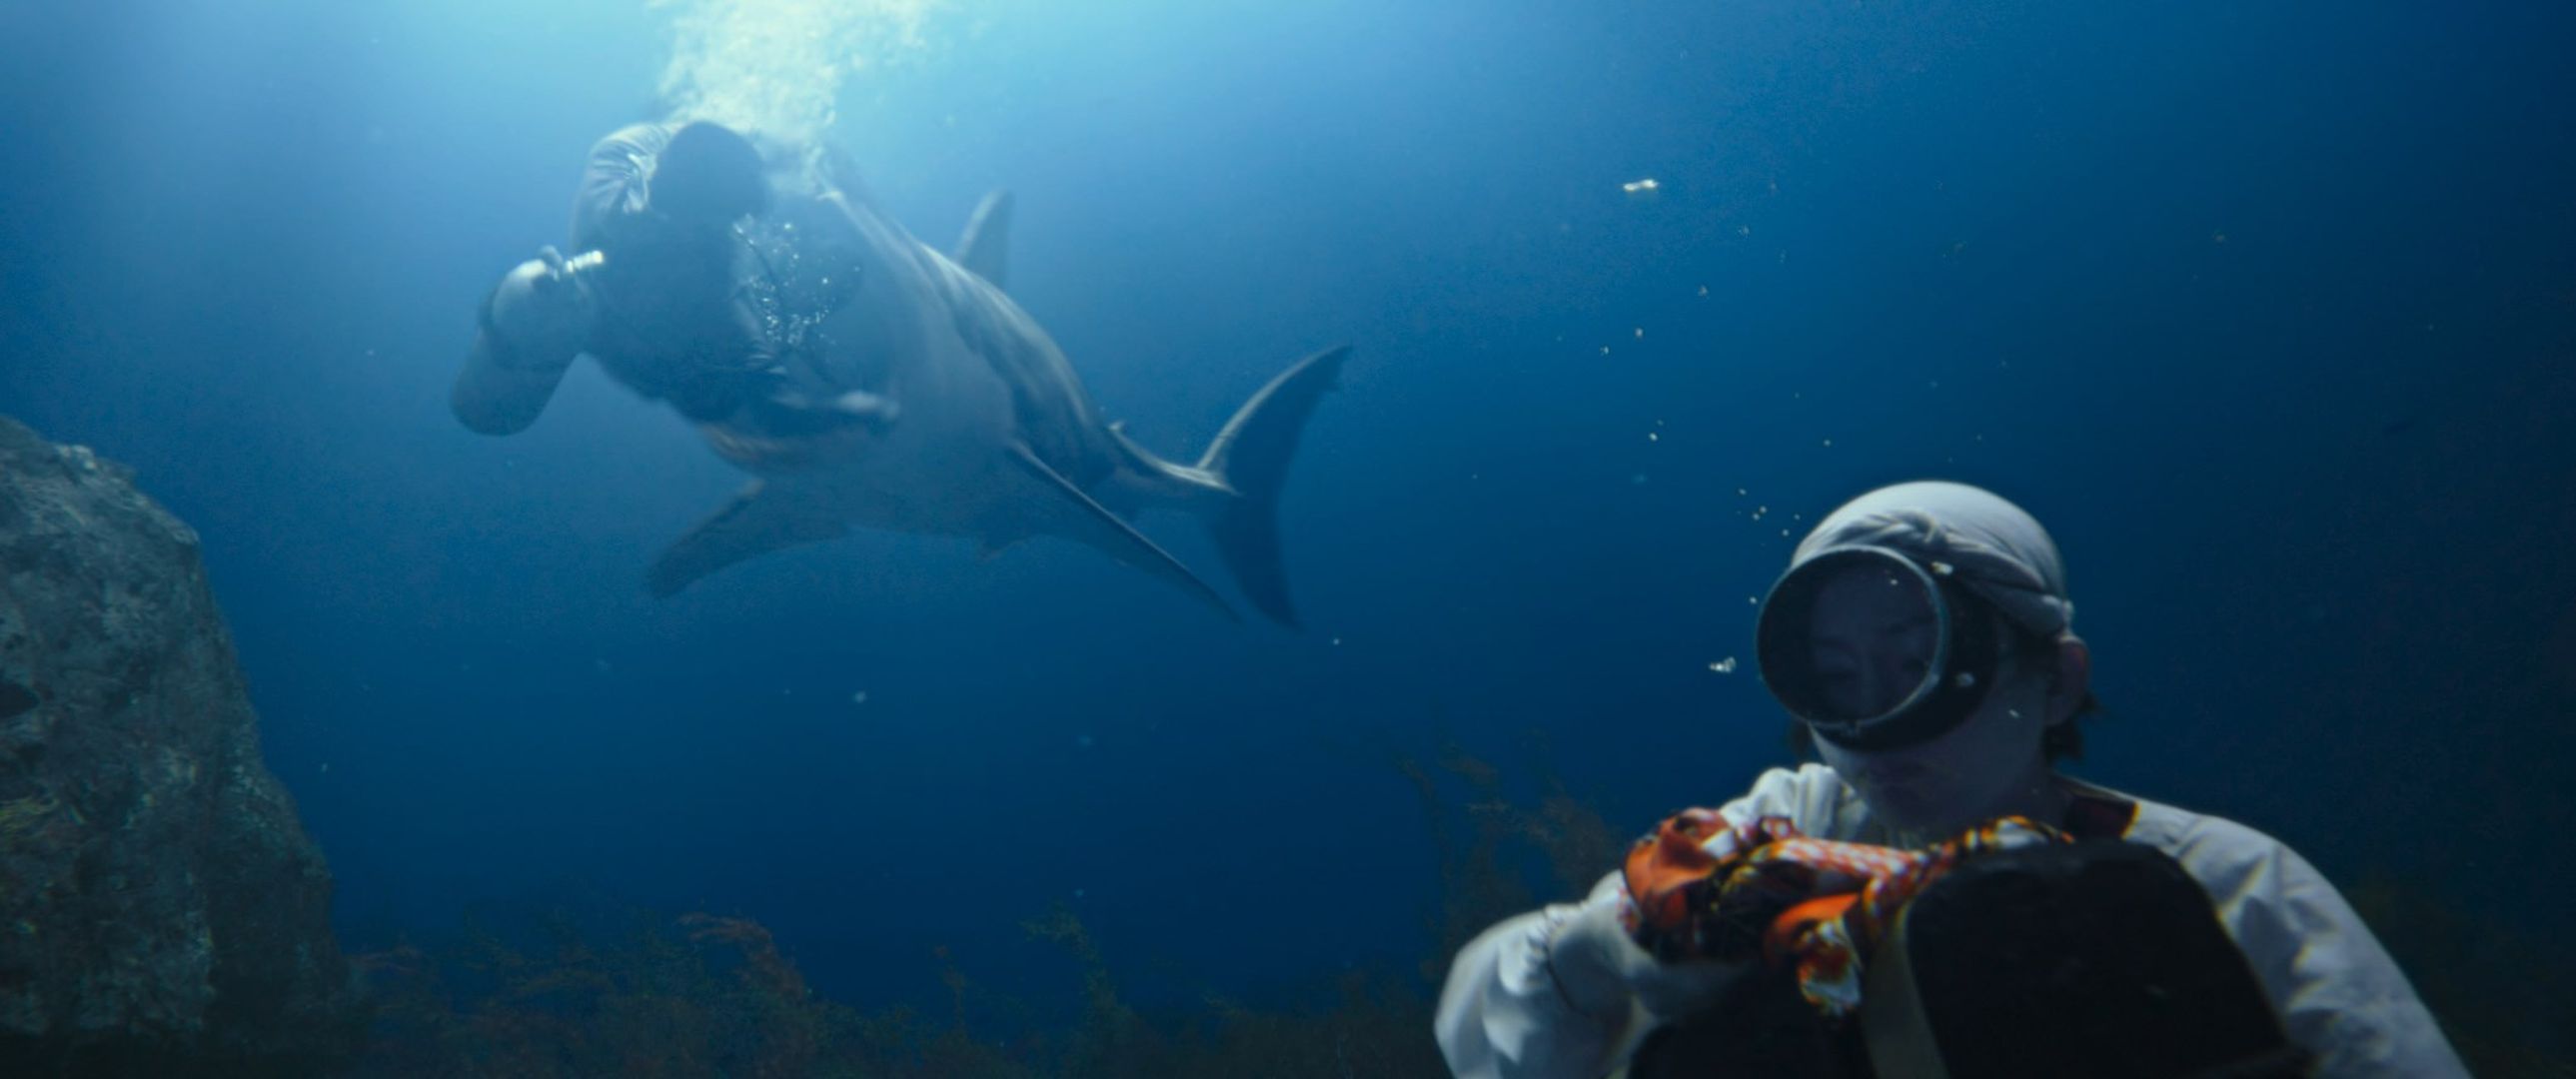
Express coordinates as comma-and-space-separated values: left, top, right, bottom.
1619, 810, 2068, 1016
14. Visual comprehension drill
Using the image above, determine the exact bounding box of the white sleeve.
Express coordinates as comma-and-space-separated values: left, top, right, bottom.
1434, 764, 1844, 1079
2158, 814, 2469, 1078
1434, 873, 1634, 1079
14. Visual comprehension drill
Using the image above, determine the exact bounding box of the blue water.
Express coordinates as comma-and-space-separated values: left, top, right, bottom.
5, 0, 2572, 1033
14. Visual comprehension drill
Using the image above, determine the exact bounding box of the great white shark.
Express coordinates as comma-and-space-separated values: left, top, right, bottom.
545, 132, 1346, 625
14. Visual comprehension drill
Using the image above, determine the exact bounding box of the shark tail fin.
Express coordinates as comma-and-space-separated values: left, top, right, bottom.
954, 189, 1013, 290
1194, 345, 1348, 627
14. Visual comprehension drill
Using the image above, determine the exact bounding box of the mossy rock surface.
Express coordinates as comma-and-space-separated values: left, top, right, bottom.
0, 416, 359, 1076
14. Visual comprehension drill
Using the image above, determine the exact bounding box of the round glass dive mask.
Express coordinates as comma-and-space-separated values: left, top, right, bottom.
1756, 545, 2004, 752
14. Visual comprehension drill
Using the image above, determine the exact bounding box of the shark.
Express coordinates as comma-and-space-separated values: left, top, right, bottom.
534, 128, 1346, 625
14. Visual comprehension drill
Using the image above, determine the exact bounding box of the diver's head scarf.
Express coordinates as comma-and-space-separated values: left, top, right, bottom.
1792, 481, 2074, 642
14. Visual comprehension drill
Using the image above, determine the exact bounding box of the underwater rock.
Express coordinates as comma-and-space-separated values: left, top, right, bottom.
0, 417, 359, 1074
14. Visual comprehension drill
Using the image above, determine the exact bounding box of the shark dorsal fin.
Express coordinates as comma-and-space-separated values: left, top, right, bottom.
954, 189, 1014, 290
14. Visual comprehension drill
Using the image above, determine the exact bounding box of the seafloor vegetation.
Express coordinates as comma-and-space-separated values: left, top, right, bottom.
342, 741, 2574, 1078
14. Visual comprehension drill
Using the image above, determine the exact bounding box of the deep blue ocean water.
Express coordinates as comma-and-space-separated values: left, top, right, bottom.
5, 0, 2573, 1041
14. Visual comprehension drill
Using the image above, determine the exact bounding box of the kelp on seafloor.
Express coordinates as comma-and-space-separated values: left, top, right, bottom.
2346, 876, 2576, 1079
343, 740, 1578, 1077
340, 731, 2572, 1078
345, 902, 1452, 1077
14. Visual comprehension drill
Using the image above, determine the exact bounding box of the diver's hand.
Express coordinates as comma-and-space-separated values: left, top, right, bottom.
1547, 899, 1745, 1024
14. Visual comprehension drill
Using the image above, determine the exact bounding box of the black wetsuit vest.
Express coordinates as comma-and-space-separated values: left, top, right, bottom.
1625, 795, 2306, 1078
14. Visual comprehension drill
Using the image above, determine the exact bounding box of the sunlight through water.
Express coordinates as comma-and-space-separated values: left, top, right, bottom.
651, 0, 946, 146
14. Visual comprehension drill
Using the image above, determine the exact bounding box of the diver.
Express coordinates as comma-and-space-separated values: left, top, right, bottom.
1434, 482, 2467, 1078
452, 120, 893, 446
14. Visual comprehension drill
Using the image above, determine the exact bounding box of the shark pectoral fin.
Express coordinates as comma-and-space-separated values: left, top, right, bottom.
954, 189, 1013, 290
647, 481, 848, 597
1001, 445, 1238, 621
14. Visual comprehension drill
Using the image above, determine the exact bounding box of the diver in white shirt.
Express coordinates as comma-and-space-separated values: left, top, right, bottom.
1435, 481, 2467, 1079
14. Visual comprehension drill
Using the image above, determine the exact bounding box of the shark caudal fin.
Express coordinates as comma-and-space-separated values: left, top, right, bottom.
1194, 346, 1348, 627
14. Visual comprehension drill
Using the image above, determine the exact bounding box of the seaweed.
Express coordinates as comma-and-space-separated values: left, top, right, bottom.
344, 899, 1449, 1079
336, 733, 1616, 1077
2347, 875, 2576, 1078
1398, 736, 1625, 983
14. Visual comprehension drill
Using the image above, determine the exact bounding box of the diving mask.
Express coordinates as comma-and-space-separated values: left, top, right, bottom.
1755, 545, 2006, 752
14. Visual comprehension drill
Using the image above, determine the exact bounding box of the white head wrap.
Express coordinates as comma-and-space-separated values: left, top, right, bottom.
1791, 481, 2075, 639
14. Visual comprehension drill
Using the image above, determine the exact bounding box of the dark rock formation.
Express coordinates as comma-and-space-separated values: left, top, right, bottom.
0, 417, 359, 1075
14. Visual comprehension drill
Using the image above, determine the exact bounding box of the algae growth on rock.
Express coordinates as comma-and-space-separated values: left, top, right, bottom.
0, 417, 361, 1075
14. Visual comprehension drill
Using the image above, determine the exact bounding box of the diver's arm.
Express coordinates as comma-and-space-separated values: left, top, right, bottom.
451, 335, 571, 436
1435, 765, 1857, 1078
2161, 815, 2469, 1078
571, 123, 675, 252
451, 290, 579, 436
1436, 874, 1653, 1079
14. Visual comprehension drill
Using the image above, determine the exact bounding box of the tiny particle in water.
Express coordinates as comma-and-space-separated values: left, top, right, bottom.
1698, 285, 1710, 297
1631, 473, 1649, 485
1622, 177, 1661, 194
1708, 657, 1738, 674
1075, 733, 1095, 748
1073, 888, 1087, 899
1737, 225, 1752, 237
1331, 637, 1343, 646
1634, 327, 1645, 340
1600, 346, 1612, 356
1647, 432, 1659, 442
851, 690, 869, 705
319, 762, 331, 774
1822, 439, 1834, 448
1737, 488, 1748, 497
